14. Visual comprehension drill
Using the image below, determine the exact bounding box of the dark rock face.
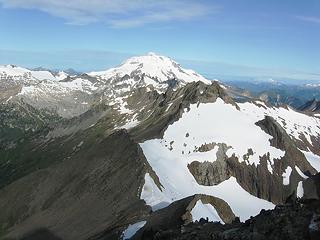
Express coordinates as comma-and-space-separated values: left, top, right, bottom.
303, 173, 320, 200
136, 199, 320, 240
256, 116, 315, 175
299, 99, 320, 113
19, 228, 62, 240
188, 143, 232, 186
0, 130, 154, 240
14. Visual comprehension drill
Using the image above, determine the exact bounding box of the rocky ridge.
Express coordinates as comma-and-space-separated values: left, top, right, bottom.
0, 53, 319, 240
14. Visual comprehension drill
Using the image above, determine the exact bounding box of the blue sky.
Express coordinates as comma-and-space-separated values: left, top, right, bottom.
0, 0, 319, 80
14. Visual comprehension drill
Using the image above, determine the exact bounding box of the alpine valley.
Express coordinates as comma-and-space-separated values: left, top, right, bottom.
0, 53, 319, 240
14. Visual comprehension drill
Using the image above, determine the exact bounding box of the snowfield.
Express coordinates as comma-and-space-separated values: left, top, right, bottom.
141, 162, 274, 222
18, 78, 98, 97
140, 97, 320, 222
239, 101, 320, 148
239, 101, 320, 172
156, 98, 285, 168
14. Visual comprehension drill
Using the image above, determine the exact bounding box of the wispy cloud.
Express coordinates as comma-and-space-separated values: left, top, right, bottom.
296, 15, 320, 24
0, 0, 215, 27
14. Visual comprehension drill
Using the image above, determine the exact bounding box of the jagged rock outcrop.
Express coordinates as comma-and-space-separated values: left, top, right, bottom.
182, 194, 236, 224
136, 199, 320, 240
188, 143, 232, 185
131, 194, 235, 240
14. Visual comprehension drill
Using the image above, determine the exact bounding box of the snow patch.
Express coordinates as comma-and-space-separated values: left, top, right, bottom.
301, 150, 320, 172
122, 221, 146, 240
297, 181, 304, 198
191, 200, 224, 223
295, 166, 308, 179
120, 119, 140, 130
140, 173, 170, 211
282, 166, 292, 185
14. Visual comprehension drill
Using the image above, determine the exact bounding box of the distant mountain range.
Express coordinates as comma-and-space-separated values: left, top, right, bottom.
226, 80, 320, 110
0, 53, 319, 240
298, 99, 320, 113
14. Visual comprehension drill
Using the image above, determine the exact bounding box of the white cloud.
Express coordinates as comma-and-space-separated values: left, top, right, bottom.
0, 0, 214, 27
296, 15, 320, 24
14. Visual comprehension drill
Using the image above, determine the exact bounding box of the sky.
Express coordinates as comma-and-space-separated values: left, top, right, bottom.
0, 0, 319, 81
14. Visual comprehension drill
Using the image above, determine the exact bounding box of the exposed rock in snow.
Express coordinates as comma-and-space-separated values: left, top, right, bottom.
140, 128, 276, 221
141, 98, 284, 169
239, 102, 320, 147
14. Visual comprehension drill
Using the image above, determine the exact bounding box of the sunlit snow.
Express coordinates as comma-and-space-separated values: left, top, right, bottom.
191, 200, 224, 223
295, 166, 308, 179
301, 150, 320, 172
89, 52, 211, 87
297, 181, 304, 198
282, 166, 292, 185
122, 221, 146, 240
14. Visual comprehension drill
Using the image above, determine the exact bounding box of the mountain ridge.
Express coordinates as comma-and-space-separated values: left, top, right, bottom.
0, 53, 319, 239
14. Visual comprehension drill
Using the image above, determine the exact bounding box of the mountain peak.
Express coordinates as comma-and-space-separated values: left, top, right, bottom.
89, 53, 211, 87
147, 51, 158, 56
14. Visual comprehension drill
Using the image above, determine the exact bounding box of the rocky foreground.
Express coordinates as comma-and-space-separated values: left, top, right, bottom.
135, 199, 320, 240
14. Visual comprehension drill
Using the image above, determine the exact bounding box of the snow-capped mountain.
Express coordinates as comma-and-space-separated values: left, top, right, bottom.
89, 52, 211, 90
0, 54, 320, 240
0, 64, 98, 117
1, 53, 213, 118
0, 65, 59, 82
